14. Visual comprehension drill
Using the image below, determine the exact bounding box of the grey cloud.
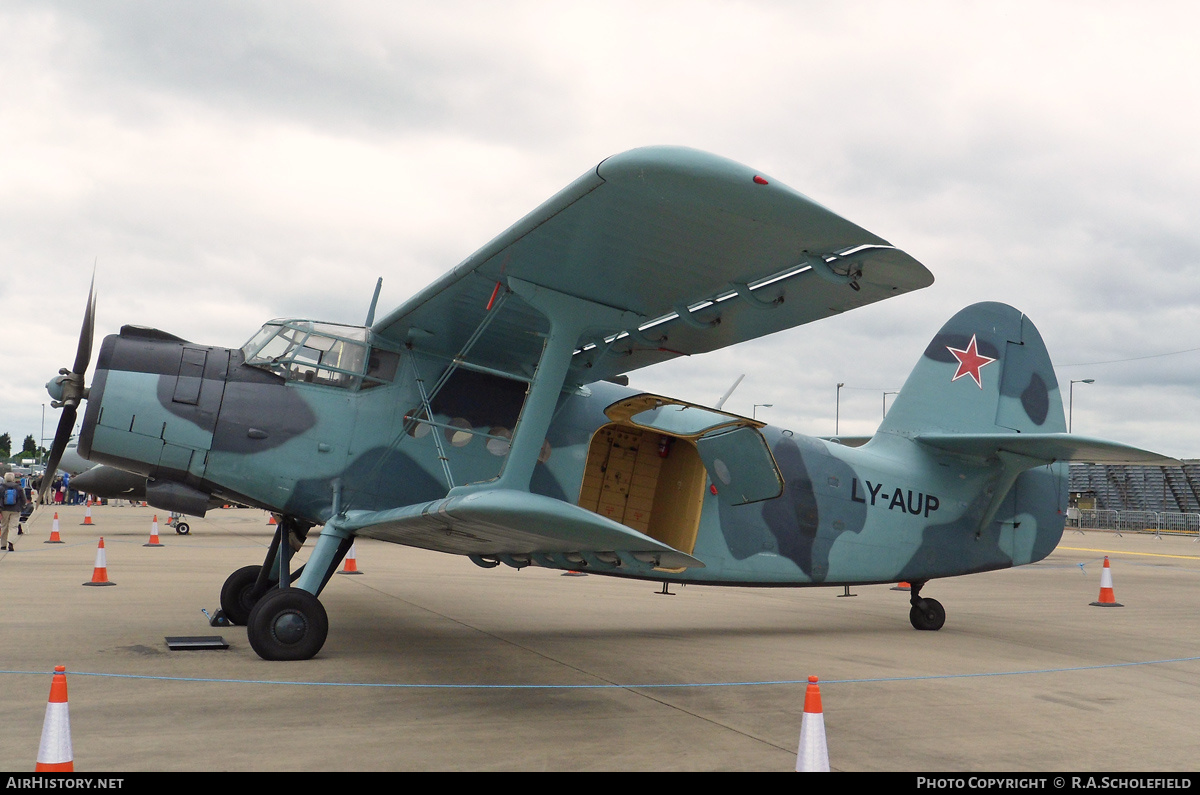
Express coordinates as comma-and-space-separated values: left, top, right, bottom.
16, 1, 579, 144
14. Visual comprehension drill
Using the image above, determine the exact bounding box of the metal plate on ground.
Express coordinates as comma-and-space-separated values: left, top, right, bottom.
165, 636, 229, 651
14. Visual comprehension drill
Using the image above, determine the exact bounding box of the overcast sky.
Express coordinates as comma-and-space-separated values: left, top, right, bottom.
3, 1, 1199, 462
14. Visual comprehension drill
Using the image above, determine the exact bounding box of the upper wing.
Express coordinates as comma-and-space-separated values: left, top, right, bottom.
373, 146, 932, 385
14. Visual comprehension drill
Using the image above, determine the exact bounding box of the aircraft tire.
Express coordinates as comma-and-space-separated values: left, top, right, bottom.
176, 522, 190, 535
909, 598, 946, 631
220, 565, 270, 626
246, 588, 328, 661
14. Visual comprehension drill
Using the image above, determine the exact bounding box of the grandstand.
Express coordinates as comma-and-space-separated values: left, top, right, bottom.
1069, 463, 1200, 512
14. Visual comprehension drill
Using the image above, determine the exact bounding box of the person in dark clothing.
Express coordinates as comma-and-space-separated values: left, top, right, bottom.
2, 472, 29, 551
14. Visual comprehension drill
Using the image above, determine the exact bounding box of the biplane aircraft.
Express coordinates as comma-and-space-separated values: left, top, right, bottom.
42, 146, 1174, 660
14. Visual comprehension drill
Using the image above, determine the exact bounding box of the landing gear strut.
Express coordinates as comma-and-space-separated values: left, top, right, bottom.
218, 514, 352, 660
217, 516, 310, 625
908, 580, 946, 631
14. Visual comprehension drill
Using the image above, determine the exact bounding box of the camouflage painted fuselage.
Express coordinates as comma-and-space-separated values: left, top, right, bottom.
78, 301, 1068, 588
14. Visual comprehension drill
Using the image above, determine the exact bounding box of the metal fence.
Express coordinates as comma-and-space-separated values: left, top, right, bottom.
1078, 508, 1200, 536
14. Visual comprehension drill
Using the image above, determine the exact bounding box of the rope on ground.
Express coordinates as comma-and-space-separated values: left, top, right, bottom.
4, 654, 1200, 690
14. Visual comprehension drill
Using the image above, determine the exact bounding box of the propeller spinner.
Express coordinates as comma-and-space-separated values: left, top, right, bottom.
41, 276, 96, 501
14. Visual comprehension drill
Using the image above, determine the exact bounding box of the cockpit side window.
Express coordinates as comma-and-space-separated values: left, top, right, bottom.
241, 320, 398, 391
362, 349, 400, 390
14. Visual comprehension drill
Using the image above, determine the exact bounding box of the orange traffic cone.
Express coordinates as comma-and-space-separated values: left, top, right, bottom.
891, 582, 911, 591
83, 538, 116, 586
796, 675, 830, 772
35, 666, 73, 772
144, 515, 163, 547
1090, 556, 1123, 607
46, 512, 64, 544
267, 513, 277, 525
338, 543, 363, 575
81, 504, 94, 526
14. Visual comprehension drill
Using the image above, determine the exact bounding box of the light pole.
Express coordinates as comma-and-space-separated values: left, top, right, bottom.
835, 383, 844, 435
1069, 378, 1094, 433
883, 391, 898, 419
752, 403, 772, 420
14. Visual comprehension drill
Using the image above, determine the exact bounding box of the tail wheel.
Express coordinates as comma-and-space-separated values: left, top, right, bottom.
909, 597, 946, 631
246, 588, 328, 661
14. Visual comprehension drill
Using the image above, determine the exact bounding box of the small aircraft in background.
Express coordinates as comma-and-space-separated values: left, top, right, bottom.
55, 440, 90, 476
41, 146, 1174, 660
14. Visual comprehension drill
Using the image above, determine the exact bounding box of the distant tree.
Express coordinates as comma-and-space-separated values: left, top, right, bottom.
0, 432, 9, 458
22, 435, 37, 455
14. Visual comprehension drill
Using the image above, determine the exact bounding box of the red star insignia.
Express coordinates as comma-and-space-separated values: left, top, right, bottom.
946, 334, 996, 388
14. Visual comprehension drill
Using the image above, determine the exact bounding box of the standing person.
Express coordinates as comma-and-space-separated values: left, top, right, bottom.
18, 475, 35, 535
2, 472, 28, 551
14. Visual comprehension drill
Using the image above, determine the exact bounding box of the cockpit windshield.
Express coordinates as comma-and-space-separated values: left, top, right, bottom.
241, 320, 398, 390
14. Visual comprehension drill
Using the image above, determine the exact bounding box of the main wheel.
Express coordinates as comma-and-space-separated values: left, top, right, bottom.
246, 588, 328, 661
176, 522, 190, 535
909, 597, 946, 631
220, 565, 271, 626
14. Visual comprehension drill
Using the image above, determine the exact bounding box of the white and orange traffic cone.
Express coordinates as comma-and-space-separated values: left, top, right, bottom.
891, 581, 911, 591
83, 538, 116, 586
81, 504, 94, 526
46, 512, 64, 544
267, 513, 277, 526
35, 666, 73, 772
1090, 556, 1123, 607
338, 543, 363, 575
795, 675, 830, 772
144, 515, 163, 547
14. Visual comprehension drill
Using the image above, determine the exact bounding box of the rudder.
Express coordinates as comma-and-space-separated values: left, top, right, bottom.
878, 302, 1066, 438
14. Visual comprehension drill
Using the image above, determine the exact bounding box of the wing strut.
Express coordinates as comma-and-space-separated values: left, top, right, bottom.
404, 287, 516, 490
413, 372, 455, 489
450, 276, 639, 495
359, 287, 517, 499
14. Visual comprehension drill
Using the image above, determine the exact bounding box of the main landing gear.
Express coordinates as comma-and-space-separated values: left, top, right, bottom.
247, 588, 329, 662
215, 515, 351, 661
907, 580, 946, 631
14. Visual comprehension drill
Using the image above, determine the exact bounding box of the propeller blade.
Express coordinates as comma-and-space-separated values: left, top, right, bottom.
72, 273, 97, 376
39, 405, 77, 503
41, 272, 98, 503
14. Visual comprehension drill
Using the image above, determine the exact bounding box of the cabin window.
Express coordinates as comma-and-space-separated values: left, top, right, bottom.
445, 418, 474, 447
486, 428, 512, 456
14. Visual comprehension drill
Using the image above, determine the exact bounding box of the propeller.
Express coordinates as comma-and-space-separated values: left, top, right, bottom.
41, 274, 97, 502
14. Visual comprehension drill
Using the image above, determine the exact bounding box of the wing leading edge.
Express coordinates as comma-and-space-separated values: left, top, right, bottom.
373, 146, 933, 386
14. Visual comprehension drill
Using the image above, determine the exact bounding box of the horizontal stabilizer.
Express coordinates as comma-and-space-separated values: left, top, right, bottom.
335, 489, 704, 570
915, 433, 1179, 466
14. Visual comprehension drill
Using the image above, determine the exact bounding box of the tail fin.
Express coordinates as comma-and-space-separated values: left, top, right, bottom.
878, 302, 1173, 560
878, 302, 1065, 437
